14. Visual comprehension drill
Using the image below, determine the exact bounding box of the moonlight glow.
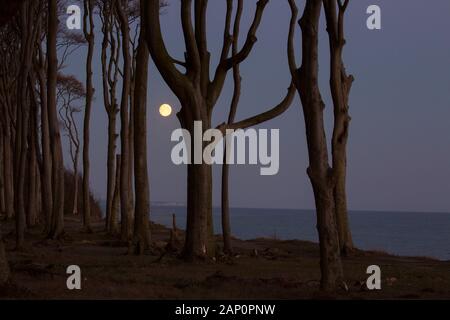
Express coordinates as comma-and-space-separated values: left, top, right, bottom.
159, 104, 172, 117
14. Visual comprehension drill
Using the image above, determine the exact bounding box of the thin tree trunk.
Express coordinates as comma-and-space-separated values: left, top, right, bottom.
221, 0, 243, 255
109, 155, 121, 235
132, 22, 151, 254
106, 114, 117, 232
36, 48, 53, 233
82, 0, 95, 232
27, 101, 39, 227
116, 0, 132, 242
72, 162, 79, 216
2, 121, 14, 220
47, 0, 65, 239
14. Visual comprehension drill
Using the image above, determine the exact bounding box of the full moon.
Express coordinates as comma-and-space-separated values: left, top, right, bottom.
159, 104, 172, 117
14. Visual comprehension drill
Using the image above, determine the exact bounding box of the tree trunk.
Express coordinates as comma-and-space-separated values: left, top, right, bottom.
184, 161, 214, 260
181, 109, 215, 260
132, 24, 151, 254
27, 105, 39, 228
82, 0, 95, 232
15, 1, 35, 248
221, 162, 233, 254
36, 52, 53, 233
72, 163, 79, 216
294, 0, 343, 291
2, 122, 14, 220
106, 114, 117, 232
0, 237, 9, 286
109, 155, 121, 235
47, 0, 65, 239
0, 134, 5, 216
323, 0, 354, 255
116, 0, 133, 242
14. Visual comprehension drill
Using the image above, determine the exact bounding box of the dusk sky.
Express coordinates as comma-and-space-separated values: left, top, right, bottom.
63, 0, 450, 213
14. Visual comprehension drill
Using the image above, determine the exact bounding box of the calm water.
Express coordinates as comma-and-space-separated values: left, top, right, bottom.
149, 206, 450, 261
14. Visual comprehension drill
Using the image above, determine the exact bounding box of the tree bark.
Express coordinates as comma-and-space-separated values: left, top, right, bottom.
100, 0, 117, 231
323, 0, 354, 255
109, 155, 121, 235
0, 237, 9, 286
27, 97, 39, 227
221, 0, 243, 255
47, 0, 65, 239
82, 0, 95, 232
132, 20, 151, 254
15, 1, 36, 248
2, 120, 14, 220
288, 0, 343, 291
116, 0, 133, 242
0, 134, 5, 216
36, 45, 53, 233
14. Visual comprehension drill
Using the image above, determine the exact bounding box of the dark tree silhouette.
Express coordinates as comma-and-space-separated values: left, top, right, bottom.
142, 0, 295, 260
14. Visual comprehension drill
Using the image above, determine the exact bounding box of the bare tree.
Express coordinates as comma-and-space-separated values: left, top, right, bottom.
221, 0, 243, 255
82, 0, 95, 232
99, 0, 120, 234
116, 0, 133, 242
132, 3, 151, 254
57, 73, 86, 217
142, 0, 295, 259
0, 20, 18, 221
14, 0, 39, 248
323, 0, 354, 255
110, 154, 121, 234
47, 0, 65, 239
287, 0, 343, 291
32, 1, 54, 233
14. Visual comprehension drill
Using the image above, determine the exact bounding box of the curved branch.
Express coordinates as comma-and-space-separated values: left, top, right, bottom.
287, 0, 299, 77
142, 0, 187, 97
181, 0, 201, 76
208, 0, 269, 107
218, 82, 296, 131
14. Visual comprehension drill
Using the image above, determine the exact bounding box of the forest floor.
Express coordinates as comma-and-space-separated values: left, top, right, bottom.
1, 217, 450, 299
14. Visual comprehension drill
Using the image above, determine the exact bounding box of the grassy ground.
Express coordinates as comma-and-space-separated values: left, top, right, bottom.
1, 217, 449, 299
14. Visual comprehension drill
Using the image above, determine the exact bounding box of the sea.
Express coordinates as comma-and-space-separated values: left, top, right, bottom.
103, 202, 450, 261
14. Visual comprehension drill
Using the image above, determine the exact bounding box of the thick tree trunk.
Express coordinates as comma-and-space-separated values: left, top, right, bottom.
14, 88, 29, 249
0, 134, 5, 216
132, 25, 151, 254
47, 0, 65, 239
295, 0, 343, 291
0, 237, 9, 286
181, 109, 215, 260
15, 1, 35, 248
184, 161, 214, 259
82, 0, 94, 232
